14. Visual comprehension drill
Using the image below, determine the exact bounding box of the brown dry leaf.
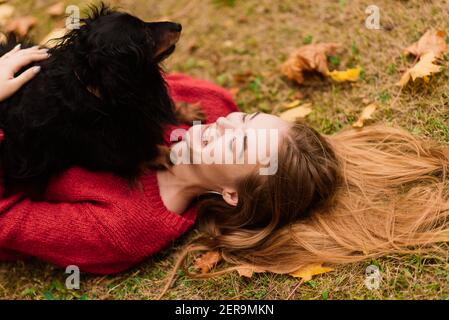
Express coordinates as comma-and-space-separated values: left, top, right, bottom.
404, 29, 448, 59
0, 4, 14, 26
47, 2, 65, 17
235, 265, 266, 278
279, 104, 312, 122
281, 43, 342, 84
40, 28, 67, 47
397, 52, 442, 87
193, 251, 222, 274
352, 103, 377, 128
233, 71, 253, 84
5, 16, 37, 37
289, 263, 334, 281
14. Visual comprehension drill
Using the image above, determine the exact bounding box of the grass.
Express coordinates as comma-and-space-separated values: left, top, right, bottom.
1, 0, 449, 300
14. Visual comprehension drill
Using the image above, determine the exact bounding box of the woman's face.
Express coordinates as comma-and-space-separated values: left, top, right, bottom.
171, 112, 291, 204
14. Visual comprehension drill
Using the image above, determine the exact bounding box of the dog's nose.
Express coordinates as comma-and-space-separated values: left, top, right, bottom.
172, 23, 182, 32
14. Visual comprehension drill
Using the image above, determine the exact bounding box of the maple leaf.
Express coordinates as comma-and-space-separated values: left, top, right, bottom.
281, 43, 342, 84
279, 103, 312, 122
352, 103, 377, 128
193, 251, 222, 274
397, 52, 442, 87
328, 66, 362, 82
404, 29, 448, 59
289, 263, 334, 281
5, 16, 37, 38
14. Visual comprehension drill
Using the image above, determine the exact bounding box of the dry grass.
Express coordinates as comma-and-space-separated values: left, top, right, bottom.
1, 0, 449, 300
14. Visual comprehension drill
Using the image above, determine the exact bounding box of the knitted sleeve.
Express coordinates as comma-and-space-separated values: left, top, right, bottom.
0, 168, 196, 274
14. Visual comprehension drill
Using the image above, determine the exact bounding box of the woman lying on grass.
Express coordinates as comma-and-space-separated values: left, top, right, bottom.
1, 46, 449, 296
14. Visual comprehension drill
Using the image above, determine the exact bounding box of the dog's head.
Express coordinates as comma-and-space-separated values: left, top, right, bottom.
57, 3, 181, 120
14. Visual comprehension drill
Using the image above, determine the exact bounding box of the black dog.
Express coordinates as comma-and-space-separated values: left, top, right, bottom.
0, 3, 192, 199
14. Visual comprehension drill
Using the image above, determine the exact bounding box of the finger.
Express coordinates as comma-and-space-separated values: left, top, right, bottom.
0, 44, 22, 60
10, 66, 41, 89
14, 46, 48, 58
11, 53, 50, 73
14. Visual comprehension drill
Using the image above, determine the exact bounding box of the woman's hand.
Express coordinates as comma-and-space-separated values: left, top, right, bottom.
0, 44, 50, 102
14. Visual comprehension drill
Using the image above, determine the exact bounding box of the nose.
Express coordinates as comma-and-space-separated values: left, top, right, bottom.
172, 23, 182, 32
216, 117, 236, 130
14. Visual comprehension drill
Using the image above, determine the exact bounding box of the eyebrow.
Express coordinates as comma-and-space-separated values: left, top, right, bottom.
242, 112, 260, 123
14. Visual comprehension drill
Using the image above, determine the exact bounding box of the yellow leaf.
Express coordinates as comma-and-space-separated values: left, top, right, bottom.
40, 28, 67, 48
0, 4, 14, 26
397, 52, 442, 87
290, 263, 334, 281
328, 66, 362, 82
352, 103, 377, 128
279, 105, 312, 122
284, 99, 301, 109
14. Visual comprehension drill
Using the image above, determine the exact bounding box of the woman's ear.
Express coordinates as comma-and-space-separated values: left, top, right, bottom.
222, 188, 238, 206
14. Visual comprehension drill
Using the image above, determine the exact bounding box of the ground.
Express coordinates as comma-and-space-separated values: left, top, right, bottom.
0, 0, 449, 300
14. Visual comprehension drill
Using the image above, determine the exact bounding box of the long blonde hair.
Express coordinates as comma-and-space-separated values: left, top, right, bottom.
158, 123, 449, 298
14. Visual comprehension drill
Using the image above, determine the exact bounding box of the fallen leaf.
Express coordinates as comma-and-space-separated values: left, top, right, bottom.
0, 4, 14, 26
289, 263, 334, 281
352, 103, 377, 128
279, 104, 312, 122
328, 66, 362, 82
193, 251, 222, 274
236, 265, 265, 278
228, 87, 240, 98
397, 52, 442, 87
233, 71, 253, 84
5, 16, 37, 37
40, 28, 67, 47
404, 29, 448, 59
281, 43, 342, 84
284, 99, 301, 109
46, 2, 65, 17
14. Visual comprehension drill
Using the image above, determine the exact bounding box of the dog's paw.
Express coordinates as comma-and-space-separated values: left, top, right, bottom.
175, 101, 206, 124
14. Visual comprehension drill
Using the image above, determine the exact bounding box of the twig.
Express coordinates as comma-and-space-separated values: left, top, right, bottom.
286, 279, 304, 300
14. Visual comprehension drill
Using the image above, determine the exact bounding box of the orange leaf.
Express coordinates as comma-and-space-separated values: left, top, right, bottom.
193, 251, 222, 274
281, 43, 342, 84
404, 29, 448, 59
5, 16, 37, 37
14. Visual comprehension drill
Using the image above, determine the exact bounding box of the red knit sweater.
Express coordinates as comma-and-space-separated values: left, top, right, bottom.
0, 74, 238, 274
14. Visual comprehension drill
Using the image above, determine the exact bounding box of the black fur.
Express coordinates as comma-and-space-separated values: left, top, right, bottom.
0, 3, 181, 198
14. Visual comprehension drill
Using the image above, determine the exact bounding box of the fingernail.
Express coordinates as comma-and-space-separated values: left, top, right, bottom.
33, 66, 41, 73
15, 44, 21, 49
